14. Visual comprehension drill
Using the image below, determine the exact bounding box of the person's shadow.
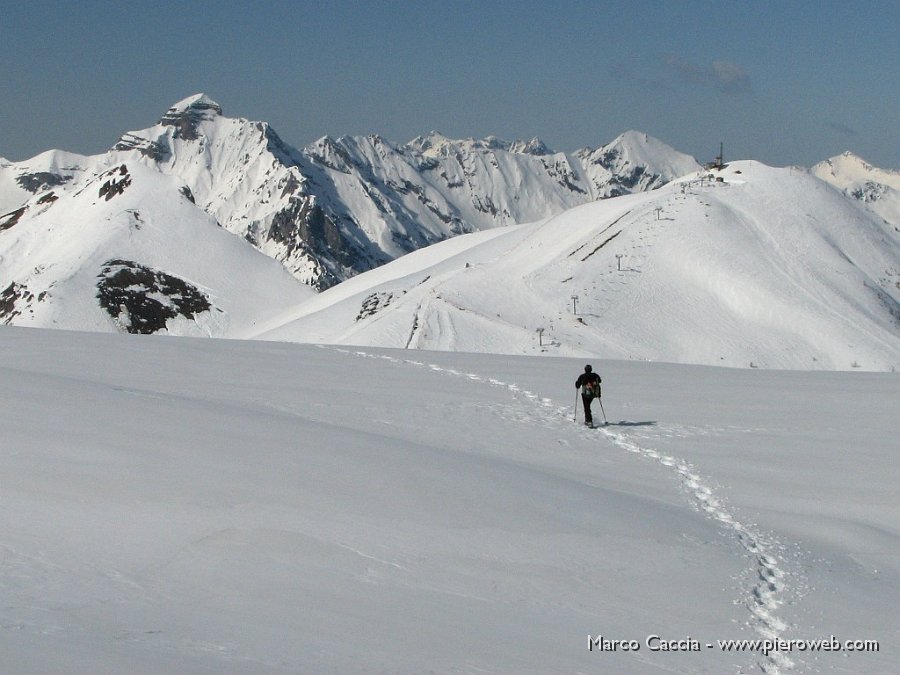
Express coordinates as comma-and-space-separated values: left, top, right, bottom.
603, 420, 656, 427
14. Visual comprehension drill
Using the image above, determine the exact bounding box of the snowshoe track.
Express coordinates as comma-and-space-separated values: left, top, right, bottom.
329, 347, 800, 673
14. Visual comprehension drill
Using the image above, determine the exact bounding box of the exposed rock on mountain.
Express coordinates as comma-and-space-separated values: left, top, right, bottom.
257, 161, 900, 372
812, 151, 900, 228
0, 161, 313, 336
96, 259, 214, 334
1, 96, 702, 291
1, 94, 698, 290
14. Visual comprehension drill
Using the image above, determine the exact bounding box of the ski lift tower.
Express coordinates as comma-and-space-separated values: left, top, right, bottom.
708, 142, 725, 170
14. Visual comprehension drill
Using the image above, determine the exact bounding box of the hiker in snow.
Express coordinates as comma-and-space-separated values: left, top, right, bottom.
575, 364, 602, 427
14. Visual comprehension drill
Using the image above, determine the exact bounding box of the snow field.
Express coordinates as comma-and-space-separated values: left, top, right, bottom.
1, 326, 897, 673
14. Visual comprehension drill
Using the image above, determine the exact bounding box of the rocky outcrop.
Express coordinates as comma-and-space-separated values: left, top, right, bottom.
96, 259, 213, 334
158, 94, 223, 141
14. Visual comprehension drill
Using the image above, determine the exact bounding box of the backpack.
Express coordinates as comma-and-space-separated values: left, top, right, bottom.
583, 377, 601, 399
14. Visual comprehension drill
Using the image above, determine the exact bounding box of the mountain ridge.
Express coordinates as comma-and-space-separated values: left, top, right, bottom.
2, 94, 702, 290
2, 95, 898, 370
257, 160, 900, 371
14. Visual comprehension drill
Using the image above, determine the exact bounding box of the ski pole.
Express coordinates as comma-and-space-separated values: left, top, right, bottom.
573, 390, 579, 422
597, 398, 608, 425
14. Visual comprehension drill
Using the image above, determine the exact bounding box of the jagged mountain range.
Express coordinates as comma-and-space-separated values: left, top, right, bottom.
1, 94, 898, 367
1, 94, 701, 291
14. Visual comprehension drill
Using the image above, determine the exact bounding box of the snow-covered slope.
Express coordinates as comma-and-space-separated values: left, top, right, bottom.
259, 161, 900, 371
1, 326, 897, 673
2, 94, 701, 290
4, 95, 898, 366
812, 151, 900, 228
0, 161, 313, 336
574, 129, 703, 197
0, 149, 89, 216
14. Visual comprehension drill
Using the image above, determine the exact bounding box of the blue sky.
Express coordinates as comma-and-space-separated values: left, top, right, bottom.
2, 1, 897, 168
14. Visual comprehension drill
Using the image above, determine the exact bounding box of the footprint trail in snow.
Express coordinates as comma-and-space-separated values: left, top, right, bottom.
331, 347, 800, 674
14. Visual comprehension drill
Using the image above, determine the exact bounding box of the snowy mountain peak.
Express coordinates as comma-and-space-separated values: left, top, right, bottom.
166, 93, 223, 118
407, 132, 553, 158
572, 130, 701, 198
158, 93, 223, 141
605, 130, 690, 167
813, 152, 900, 189
508, 136, 552, 156
406, 131, 456, 157
812, 151, 900, 223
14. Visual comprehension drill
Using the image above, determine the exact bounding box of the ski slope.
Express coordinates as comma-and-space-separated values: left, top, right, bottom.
1, 326, 897, 673
258, 161, 900, 372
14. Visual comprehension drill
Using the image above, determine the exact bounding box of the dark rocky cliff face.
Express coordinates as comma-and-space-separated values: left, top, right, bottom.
159, 98, 223, 141
113, 134, 171, 162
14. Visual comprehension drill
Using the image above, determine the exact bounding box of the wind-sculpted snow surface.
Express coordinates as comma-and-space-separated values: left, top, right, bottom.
336, 346, 797, 673
1, 327, 897, 673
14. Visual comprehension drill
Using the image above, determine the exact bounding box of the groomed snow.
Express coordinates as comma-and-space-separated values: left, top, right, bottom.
1, 326, 897, 673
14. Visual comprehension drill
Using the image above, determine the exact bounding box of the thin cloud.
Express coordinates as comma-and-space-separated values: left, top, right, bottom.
711, 60, 750, 92
664, 55, 751, 93
610, 62, 670, 91
828, 121, 858, 136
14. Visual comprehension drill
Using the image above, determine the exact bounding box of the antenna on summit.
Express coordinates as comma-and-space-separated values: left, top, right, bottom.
706, 142, 725, 170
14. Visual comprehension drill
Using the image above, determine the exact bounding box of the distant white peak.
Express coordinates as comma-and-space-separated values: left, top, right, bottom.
614, 130, 650, 143
467, 136, 552, 155
813, 152, 900, 190
406, 131, 454, 155
507, 137, 552, 156
24, 148, 88, 170
407, 132, 552, 157
410, 132, 494, 158
307, 135, 343, 151
608, 130, 668, 152
479, 135, 508, 151
352, 134, 400, 155
167, 93, 223, 116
